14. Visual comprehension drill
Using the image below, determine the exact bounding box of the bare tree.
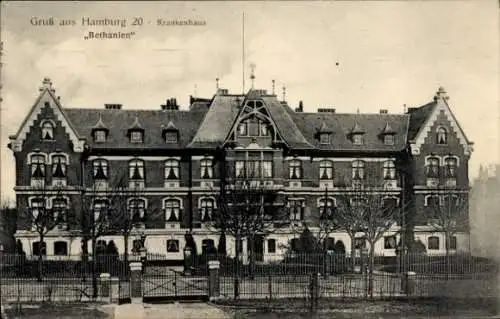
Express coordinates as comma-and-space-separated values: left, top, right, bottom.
0, 199, 16, 252
24, 183, 67, 281
206, 158, 287, 298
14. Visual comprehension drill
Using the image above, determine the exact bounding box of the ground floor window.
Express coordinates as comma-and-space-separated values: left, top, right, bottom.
54, 241, 68, 256
325, 237, 335, 251
428, 236, 440, 250
267, 239, 276, 253
32, 241, 47, 256
448, 236, 457, 250
354, 237, 366, 249
384, 236, 397, 249
166, 239, 180, 253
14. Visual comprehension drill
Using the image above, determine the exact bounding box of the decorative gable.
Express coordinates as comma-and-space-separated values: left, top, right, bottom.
410, 87, 473, 156
316, 120, 333, 144
162, 120, 179, 143
127, 116, 144, 143
91, 114, 109, 143
349, 121, 365, 145
9, 78, 85, 153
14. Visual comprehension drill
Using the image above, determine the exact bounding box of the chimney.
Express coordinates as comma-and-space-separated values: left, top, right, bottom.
217, 88, 229, 95
317, 108, 336, 113
190, 95, 194, 104
104, 104, 122, 110
161, 98, 179, 110
379, 109, 388, 114
295, 100, 304, 112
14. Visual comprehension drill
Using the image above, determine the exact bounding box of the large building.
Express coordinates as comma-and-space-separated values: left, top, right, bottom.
8, 78, 473, 260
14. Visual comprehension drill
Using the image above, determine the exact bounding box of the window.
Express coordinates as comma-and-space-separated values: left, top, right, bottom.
319, 197, 336, 220
448, 236, 457, 250
384, 135, 395, 145
54, 241, 68, 256
325, 237, 335, 251
352, 160, 365, 180
130, 131, 143, 143
235, 160, 245, 178
164, 131, 178, 143
128, 198, 145, 220
165, 159, 180, 180
238, 122, 248, 136
384, 236, 397, 249
437, 127, 447, 144
383, 161, 396, 180
132, 239, 142, 253
30, 198, 45, 227
353, 134, 363, 145
319, 133, 330, 144
41, 121, 54, 140
444, 157, 457, 178
354, 237, 366, 249
93, 159, 108, 180
165, 199, 181, 222
260, 122, 269, 136
319, 160, 333, 180
425, 195, 441, 207
382, 197, 398, 216
52, 155, 67, 178
96, 240, 107, 255
30, 154, 46, 179
443, 195, 459, 210
267, 239, 276, 253
94, 130, 107, 143
202, 239, 215, 254
93, 199, 108, 222
289, 199, 305, 221
200, 198, 215, 222
426, 157, 440, 178
428, 236, 440, 250
52, 197, 67, 223
290, 238, 299, 251
32, 241, 47, 256
200, 159, 213, 179
167, 239, 180, 253
289, 160, 302, 179
129, 159, 145, 181
262, 161, 273, 178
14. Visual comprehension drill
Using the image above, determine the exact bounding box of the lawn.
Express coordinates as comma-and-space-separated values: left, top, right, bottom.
4, 302, 112, 319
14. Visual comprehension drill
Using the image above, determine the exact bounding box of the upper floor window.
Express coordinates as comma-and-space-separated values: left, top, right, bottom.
30, 154, 46, 179
319, 133, 330, 144
238, 122, 248, 136
289, 159, 302, 179
165, 159, 180, 180
424, 195, 441, 207
130, 131, 143, 143
129, 159, 145, 181
352, 160, 365, 180
444, 157, 458, 178
93, 199, 108, 222
200, 198, 215, 222
426, 157, 440, 178
383, 161, 396, 180
437, 127, 447, 144
289, 199, 305, 221
353, 134, 364, 146
237, 116, 271, 137
164, 131, 178, 143
201, 159, 213, 179
128, 198, 146, 220
164, 198, 181, 222
52, 197, 67, 223
51, 155, 67, 178
93, 159, 108, 180
41, 121, 54, 140
319, 197, 336, 220
235, 159, 273, 179
30, 198, 45, 224
319, 160, 333, 180
383, 135, 395, 145
94, 130, 107, 143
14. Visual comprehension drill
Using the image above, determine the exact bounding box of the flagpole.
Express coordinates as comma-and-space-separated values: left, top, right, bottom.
242, 12, 245, 94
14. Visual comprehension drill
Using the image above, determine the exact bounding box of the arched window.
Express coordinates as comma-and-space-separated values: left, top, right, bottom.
164, 198, 181, 222
424, 195, 441, 207
51, 155, 67, 178
319, 160, 333, 180
41, 121, 54, 140
30, 198, 45, 229
437, 127, 447, 144
54, 241, 68, 256
93, 159, 108, 180
200, 198, 215, 222
289, 159, 302, 179
318, 197, 336, 220
52, 197, 67, 223
93, 199, 108, 223
165, 159, 180, 180
383, 161, 396, 180
30, 154, 46, 180
200, 159, 213, 179
289, 199, 305, 221
444, 157, 458, 177
425, 157, 440, 178
129, 159, 145, 181
352, 160, 365, 180
128, 198, 146, 220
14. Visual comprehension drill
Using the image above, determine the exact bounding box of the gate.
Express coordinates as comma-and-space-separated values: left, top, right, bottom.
142, 264, 209, 302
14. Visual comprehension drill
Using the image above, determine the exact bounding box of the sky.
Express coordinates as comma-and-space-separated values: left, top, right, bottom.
1, 1, 499, 202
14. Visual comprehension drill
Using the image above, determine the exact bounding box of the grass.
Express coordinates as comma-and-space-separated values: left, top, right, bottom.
4, 302, 112, 319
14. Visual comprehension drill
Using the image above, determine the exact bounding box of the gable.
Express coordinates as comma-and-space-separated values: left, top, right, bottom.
409, 88, 473, 156
9, 79, 85, 153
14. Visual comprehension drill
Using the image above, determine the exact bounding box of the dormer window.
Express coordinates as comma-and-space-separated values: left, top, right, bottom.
238, 122, 248, 136
437, 127, 447, 144
317, 121, 333, 145
94, 130, 107, 143
384, 135, 394, 145
41, 121, 54, 140
319, 133, 330, 144
164, 131, 178, 143
163, 121, 179, 143
130, 131, 143, 143
353, 134, 364, 145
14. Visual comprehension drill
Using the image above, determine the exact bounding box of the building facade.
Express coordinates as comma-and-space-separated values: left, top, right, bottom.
8, 78, 474, 260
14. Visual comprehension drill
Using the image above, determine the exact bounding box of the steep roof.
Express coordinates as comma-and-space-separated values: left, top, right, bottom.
64, 107, 207, 149
292, 112, 410, 151
407, 101, 436, 141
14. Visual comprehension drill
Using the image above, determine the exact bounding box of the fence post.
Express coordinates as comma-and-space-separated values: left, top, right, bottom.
402, 271, 416, 295
129, 262, 143, 303
208, 260, 220, 301
100, 273, 111, 302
